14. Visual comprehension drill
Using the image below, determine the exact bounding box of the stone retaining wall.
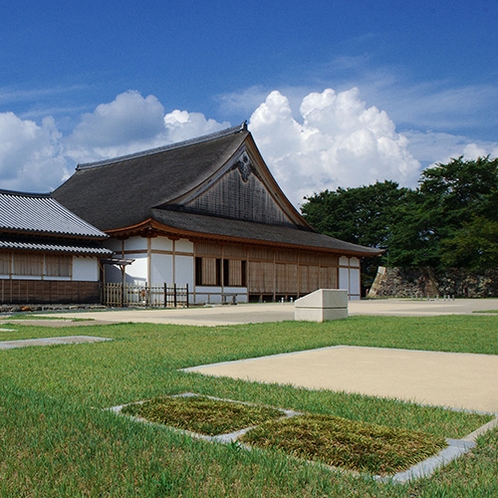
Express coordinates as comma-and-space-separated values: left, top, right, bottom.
368, 267, 498, 298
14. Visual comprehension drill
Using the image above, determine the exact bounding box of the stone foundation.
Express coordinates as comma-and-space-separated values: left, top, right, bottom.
368, 267, 498, 298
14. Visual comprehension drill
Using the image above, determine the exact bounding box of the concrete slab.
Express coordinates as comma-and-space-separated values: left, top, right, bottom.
0, 335, 112, 349
350, 298, 498, 317
17, 303, 297, 326
185, 346, 498, 413
1, 319, 109, 328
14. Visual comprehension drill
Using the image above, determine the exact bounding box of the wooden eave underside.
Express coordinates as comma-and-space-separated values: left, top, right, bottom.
106, 219, 378, 258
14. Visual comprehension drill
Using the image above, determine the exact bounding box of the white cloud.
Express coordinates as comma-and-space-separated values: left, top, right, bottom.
66, 90, 167, 162
1, 87, 497, 205
0, 91, 230, 192
0, 112, 68, 191
216, 86, 270, 117
65, 91, 230, 164
248, 88, 422, 207
164, 110, 230, 143
403, 130, 498, 168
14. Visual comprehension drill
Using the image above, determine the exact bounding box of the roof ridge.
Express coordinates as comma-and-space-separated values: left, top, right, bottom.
0, 189, 51, 198
77, 121, 248, 171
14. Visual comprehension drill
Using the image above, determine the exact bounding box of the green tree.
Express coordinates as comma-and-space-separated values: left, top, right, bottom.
441, 216, 498, 270
302, 156, 498, 276
301, 181, 411, 290
384, 189, 440, 267
415, 156, 498, 269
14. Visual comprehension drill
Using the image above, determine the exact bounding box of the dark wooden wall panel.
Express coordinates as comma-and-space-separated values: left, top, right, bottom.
0, 280, 100, 304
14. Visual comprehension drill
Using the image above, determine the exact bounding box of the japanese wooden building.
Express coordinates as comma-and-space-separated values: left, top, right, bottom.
0, 190, 111, 304
53, 123, 381, 303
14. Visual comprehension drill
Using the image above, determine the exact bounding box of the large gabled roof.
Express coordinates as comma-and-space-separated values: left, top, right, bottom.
0, 189, 108, 239
53, 124, 258, 230
53, 124, 383, 258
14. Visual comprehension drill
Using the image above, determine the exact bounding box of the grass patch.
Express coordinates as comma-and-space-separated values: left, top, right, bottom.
121, 395, 284, 436
241, 413, 447, 476
0, 314, 496, 496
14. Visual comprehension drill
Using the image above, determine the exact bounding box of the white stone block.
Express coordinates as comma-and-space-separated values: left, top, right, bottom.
294, 289, 348, 322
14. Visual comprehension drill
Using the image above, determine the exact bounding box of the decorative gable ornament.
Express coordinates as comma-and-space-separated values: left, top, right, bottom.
237, 152, 252, 182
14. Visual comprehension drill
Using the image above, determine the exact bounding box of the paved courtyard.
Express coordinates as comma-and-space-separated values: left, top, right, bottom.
18, 297, 498, 326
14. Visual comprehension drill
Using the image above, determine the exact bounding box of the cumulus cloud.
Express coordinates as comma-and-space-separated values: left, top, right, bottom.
0, 112, 68, 191
1, 87, 497, 202
249, 88, 422, 206
66, 90, 167, 162
65, 91, 230, 164
403, 130, 498, 169
164, 110, 230, 143
0, 91, 230, 191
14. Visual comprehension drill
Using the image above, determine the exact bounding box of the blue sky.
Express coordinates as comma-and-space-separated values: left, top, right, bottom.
1, 0, 497, 206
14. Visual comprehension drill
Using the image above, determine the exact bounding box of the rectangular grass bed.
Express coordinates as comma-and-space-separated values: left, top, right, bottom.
240, 413, 447, 476
120, 394, 285, 436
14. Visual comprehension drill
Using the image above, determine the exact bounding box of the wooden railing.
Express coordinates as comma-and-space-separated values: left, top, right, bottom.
102, 283, 189, 308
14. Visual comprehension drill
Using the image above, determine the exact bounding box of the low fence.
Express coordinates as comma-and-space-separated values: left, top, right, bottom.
102, 283, 189, 308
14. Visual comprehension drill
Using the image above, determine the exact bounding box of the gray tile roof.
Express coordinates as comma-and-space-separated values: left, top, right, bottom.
0, 190, 108, 238
53, 124, 250, 230
0, 237, 112, 256
151, 209, 381, 256
53, 124, 382, 257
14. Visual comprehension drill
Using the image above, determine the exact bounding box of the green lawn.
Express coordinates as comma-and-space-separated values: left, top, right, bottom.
0, 314, 496, 497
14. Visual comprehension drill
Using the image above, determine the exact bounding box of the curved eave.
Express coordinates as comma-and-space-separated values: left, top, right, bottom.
106, 218, 383, 258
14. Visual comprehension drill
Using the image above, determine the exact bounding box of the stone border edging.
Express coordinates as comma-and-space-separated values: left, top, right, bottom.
108, 392, 498, 483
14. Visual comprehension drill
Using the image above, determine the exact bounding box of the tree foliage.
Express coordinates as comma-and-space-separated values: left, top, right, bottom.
301, 181, 411, 288
301, 156, 498, 277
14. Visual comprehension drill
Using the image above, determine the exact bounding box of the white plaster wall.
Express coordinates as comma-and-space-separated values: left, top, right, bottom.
125, 237, 148, 252
339, 256, 349, 266
194, 286, 223, 304
73, 257, 99, 281
175, 239, 194, 253
175, 255, 194, 287
193, 286, 248, 304
150, 253, 173, 283
151, 237, 173, 251
350, 257, 360, 268
339, 267, 349, 295
124, 254, 148, 285
223, 287, 248, 303
338, 258, 362, 300
349, 268, 361, 300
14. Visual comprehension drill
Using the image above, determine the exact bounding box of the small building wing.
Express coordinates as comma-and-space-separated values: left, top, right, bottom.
0, 189, 112, 305
0, 236, 112, 256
